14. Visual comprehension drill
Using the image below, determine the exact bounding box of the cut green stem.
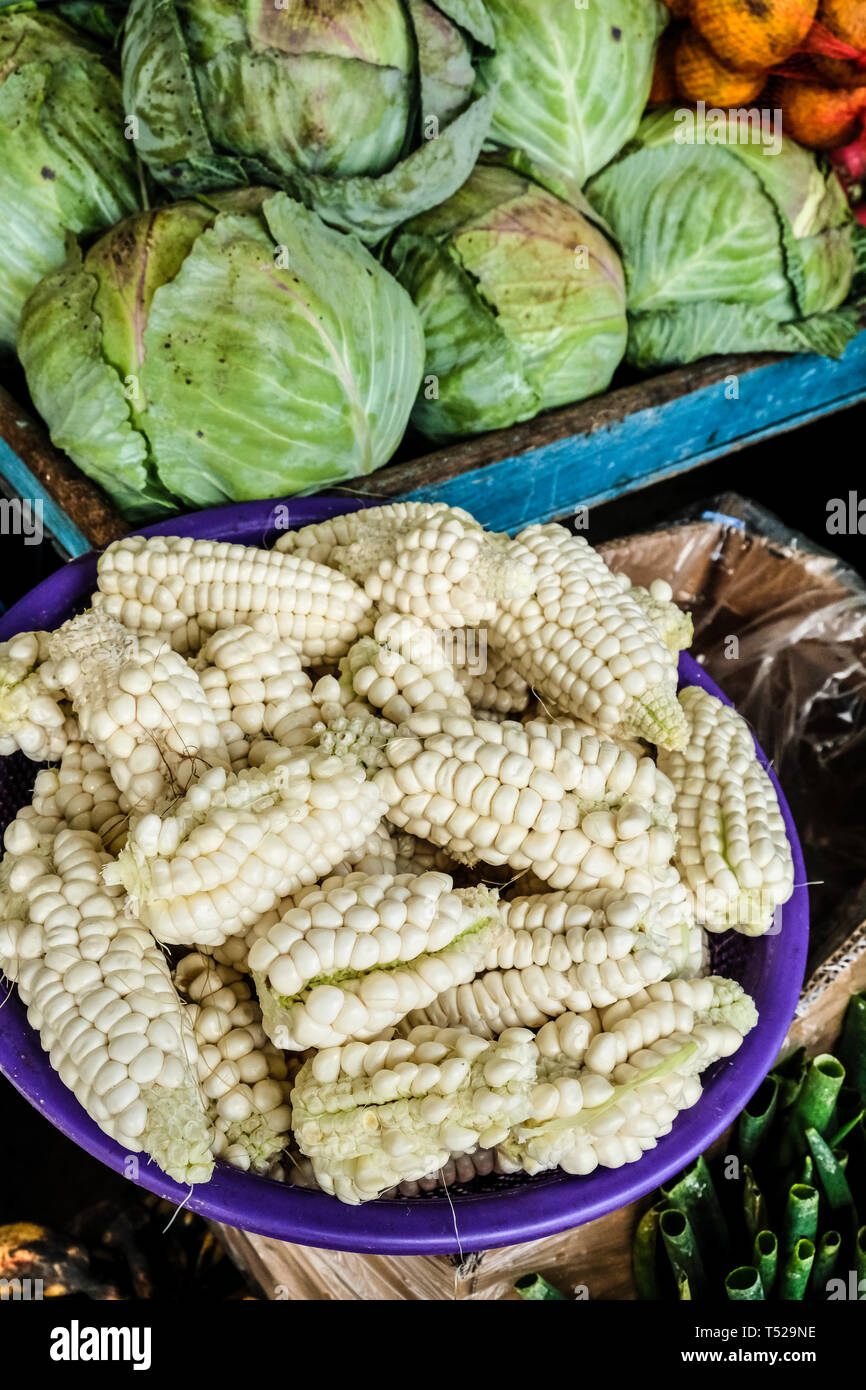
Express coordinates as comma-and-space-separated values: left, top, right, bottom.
514, 1273, 568, 1301
753, 1229, 778, 1297
726, 1265, 765, 1301
780, 1238, 815, 1301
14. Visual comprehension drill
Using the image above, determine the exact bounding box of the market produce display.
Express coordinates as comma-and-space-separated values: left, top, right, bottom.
0, 9, 139, 353
0, 0, 860, 521
587, 107, 860, 368
17, 192, 424, 517
0, 502, 796, 1205
120, 0, 497, 242
383, 161, 628, 440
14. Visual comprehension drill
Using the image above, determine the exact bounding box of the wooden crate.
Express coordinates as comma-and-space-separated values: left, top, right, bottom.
2, 332, 865, 554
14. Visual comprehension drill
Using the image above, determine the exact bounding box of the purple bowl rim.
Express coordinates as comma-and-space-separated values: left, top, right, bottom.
0, 495, 809, 1257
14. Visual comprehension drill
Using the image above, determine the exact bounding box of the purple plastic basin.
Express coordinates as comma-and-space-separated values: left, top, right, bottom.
0, 497, 808, 1256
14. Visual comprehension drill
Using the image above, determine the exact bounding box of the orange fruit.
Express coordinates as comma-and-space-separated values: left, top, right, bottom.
692, 0, 819, 72
781, 75, 866, 145
814, 0, 866, 87
675, 27, 768, 102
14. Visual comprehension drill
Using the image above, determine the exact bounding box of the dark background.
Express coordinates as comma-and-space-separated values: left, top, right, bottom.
1, 401, 863, 1231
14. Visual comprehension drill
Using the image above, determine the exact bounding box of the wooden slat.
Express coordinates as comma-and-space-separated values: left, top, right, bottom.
1, 334, 865, 552
0, 386, 128, 555
344, 334, 866, 532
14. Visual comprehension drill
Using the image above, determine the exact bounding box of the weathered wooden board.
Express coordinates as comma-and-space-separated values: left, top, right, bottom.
1, 334, 864, 555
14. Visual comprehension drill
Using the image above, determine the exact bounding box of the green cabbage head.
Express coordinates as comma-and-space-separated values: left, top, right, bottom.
121, 0, 498, 243
0, 9, 139, 351
384, 161, 628, 441
587, 108, 861, 369
475, 0, 668, 188
18, 190, 425, 518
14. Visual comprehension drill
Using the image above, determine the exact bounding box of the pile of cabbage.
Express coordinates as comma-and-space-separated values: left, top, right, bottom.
2, 0, 862, 518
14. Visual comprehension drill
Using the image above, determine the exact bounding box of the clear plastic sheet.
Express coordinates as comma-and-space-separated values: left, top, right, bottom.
600, 490, 866, 971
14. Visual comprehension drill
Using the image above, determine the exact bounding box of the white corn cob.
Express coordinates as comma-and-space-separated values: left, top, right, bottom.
291, 1024, 537, 1204
194, 618, 317, 770
45, 610, 230, 814
94, 534, 374, 660
249, 872, 502, 1049
30, 737, 129, 855
657, 686, 794, 935
406, 890, 668, 1037
457, 638, 530, 716
0, 822, 213, 1184
173, 952, 294, 1173
492, 525, 687, 750
621, 578, 693, 655
105, 748, 388, 948
393, 831, 460, 877
498, 976, 756, 1178
0, 630, 69, 761
283, 502, 534, 629
392, 1148, 502, 1196
329, 821, 398, 878
341, 613, 472, 723
377, 710, 677, 892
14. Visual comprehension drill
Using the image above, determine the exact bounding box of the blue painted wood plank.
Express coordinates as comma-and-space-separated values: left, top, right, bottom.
400, 335, 866, 532
0, 437, 91, 557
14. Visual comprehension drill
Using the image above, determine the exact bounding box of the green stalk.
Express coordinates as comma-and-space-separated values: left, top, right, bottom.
776, 1047, 808, 1110
811, 1231, 841, 1297
514, 1273, 568, 1301
827, 1087, 865, 1148
743, 1165, 768, 1243
780, 1055, 846, 1163
782, 1184, 818, 1257
738, 1075, 779, 1165
857, 1228, 866, 1289
799, 1155, 814, 1186
780, 1238, 815, 1301
806, 1127, 855, 1211
659, 1208, 706, 1300
677, 1271, 692, 1301
837, 993, 866, 1103
726, 1266, 765, 1301
632, 1202, 666, 1301
661, 1155, 729, 1260
753, 1230, 778, 1297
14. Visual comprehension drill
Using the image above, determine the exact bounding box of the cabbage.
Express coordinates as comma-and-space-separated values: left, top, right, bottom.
475, 0, 667, 187
17, 191, 425, 518
384, 161, 627, 440
121, 0, 497, 243
0, 9, 139, 351
587, 108, 860, 369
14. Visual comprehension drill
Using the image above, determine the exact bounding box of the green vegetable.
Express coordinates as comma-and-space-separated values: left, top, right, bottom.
632, 1203, 666, 1301
475, 0, 667, 187
659, 1208, 705, 1300
384, 161, 627, 441
743, 1165, 768, 1243
811, 1231, 841, 1296
661, 1156, 729, 1262
120, 0, 496, 243
514, 1273, 567, 1301
0, 9, 139, 351
782, 1184, 818, 1256
18, 191, 424, 518
805, 1127, 855, 1212
780, 1054, 846, 1163
726, 1266, 764, 1301
780, 1239, 815, 1301
857, 1227, 866, 1288
738, 1075, 779, 1165
837, 994, 866, 1103
753, 1230, 778, 1297
586, 108, 859, 370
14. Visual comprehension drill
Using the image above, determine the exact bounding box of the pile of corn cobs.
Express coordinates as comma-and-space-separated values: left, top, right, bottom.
0, 503, 792, 1204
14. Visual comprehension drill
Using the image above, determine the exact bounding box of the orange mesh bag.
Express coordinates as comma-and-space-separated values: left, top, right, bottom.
779, 74, 866, 146
692, 0, 819, 72
675, 26, 768, 102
